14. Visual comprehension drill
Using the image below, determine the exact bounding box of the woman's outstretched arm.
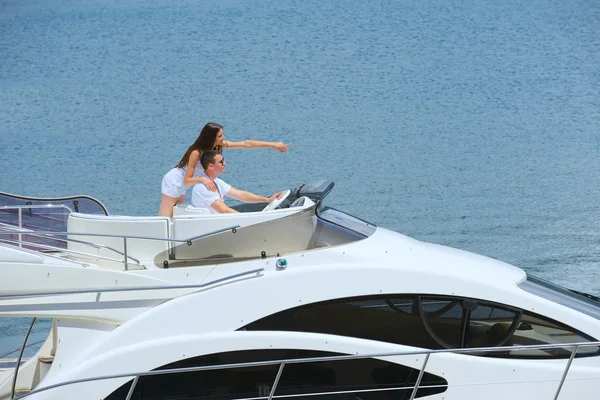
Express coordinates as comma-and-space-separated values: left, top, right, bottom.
224, 140, 290, 152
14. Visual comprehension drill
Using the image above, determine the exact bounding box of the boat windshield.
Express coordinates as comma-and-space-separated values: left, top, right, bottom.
0, 191, 108, 250
519, 274, 600, 321
317, 206, 377, 237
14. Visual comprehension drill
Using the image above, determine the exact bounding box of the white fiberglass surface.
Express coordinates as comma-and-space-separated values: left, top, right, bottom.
170, 205, 371, 263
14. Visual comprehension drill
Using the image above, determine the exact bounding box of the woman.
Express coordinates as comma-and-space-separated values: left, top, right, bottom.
158, 122, 290, 217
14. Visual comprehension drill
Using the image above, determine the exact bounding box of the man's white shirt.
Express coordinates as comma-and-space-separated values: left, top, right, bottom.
191, 172, 232, 214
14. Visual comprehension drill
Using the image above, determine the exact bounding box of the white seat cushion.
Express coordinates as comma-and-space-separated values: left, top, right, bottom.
67, 213, 171, 264
184, 205, 210, 214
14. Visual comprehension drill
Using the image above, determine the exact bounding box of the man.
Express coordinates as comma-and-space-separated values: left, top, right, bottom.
191, 150, 282, 214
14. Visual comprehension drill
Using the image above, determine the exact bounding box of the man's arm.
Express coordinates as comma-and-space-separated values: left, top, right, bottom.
210, 199, 239, 214
226, 188, 282, 204
226, 187, 271, 203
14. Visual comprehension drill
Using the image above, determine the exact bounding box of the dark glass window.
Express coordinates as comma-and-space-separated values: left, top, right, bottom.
507, 313, 600, 358
243, 294, 599, 359
105, 349, 447, 400
244, 296, 439, 350
419, 298, 465, 348
419, 297, 520, 349
467, 303, 518, 348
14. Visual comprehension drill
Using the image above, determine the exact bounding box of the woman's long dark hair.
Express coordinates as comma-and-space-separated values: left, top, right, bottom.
176, 122, 223, 168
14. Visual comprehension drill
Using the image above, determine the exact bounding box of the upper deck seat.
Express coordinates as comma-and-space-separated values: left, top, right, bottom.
172, 204, 210, 216
66, 213, 171, 266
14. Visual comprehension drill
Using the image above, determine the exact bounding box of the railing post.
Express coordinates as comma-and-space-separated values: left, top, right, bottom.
17, 208, 22, 248
268, 363, 286, 400
124, 376, 139, 400
553, 345, 578, 400
408, 353, 430, 400
11, 317, 36, 399
123, 237, 128, 271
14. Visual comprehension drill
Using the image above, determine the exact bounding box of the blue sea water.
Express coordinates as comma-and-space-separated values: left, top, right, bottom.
1, 0, 599, 353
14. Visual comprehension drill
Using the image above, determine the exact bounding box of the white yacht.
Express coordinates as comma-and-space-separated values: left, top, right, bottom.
0, 181, 599, 400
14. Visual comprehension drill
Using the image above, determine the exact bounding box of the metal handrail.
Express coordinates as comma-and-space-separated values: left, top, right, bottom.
0, 205, 73, 213
11, 318, 36, 399
0, 205, 72, 249
0, 340, 45, 361
0, 228, 240, 244
13, 341, 600, 400
0, 237, 143, 268
0, 267, 264, 299
0, 224, 143, 264
0, 205, 72, 226
554, 345, 578, 400
0, 240, 137, 273
409, 353, 430, 400
0, 225, 240, 270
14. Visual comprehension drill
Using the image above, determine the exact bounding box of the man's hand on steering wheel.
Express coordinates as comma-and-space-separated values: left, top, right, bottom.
262, 189, 291, 212
268, 191, 284, 202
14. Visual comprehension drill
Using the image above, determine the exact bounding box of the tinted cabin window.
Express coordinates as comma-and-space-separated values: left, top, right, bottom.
419, 298, 465, 348
467, 303, 519, 348
245, 297, 440, 350
419, 297, 520, 349
243, 295, 598, 359
105, 349, 447, 400
508, 313, 599, 358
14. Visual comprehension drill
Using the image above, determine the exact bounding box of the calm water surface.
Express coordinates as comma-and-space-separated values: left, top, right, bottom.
1, 0, 599, 351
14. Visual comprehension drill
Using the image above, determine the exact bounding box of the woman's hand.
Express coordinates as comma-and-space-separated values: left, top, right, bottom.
199, 177, 217, 192
272, 142, 291, 153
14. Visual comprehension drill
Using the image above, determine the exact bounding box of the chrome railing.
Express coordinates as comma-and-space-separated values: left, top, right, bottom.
0, 341, 44, 361
0, 267, 264, 300
0, 225, 240, 270
0, 204, 73, 224
0, 205, 73, 248
0, 236, 144, 268
11, 318, 36, 399
12, 341, 600, 400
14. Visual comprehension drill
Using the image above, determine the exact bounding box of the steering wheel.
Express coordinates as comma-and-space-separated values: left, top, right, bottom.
262, 189, 291, 212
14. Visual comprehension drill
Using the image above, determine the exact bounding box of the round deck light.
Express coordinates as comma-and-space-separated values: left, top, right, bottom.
276, 259, 287, 270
